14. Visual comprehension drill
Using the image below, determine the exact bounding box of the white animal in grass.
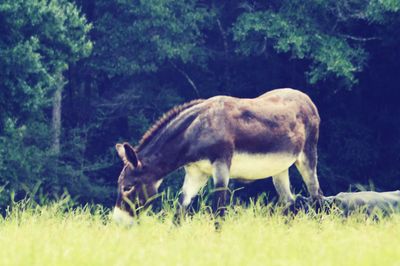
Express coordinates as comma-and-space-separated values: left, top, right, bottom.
325, 190, 400, 216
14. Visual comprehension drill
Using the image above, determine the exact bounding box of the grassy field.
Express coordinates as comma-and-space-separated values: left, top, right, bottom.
1, 199, 400, 266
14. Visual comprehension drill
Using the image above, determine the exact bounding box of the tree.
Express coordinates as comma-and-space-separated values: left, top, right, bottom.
0, 0, 91, 128
0, 0, 91, 206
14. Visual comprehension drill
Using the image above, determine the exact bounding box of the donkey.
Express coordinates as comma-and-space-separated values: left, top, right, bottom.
113, 88, 323, 222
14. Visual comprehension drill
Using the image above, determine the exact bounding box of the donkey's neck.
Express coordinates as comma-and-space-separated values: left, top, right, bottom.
137, 105, 203, 176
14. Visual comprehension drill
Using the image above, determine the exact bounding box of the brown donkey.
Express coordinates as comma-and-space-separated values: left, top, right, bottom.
113, 88, 323, 223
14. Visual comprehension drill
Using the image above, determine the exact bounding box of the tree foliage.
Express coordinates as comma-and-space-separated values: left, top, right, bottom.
0, 0, 91, 128
89, 0, 211, 76
231, 0, 398, 85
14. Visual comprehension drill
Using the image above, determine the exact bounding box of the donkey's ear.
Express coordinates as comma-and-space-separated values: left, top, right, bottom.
115, 142, 141, 168
115, 143, 126, 161
123, 142, 140, 168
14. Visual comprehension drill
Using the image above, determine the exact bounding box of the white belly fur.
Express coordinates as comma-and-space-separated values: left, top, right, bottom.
189, 152, 297, 180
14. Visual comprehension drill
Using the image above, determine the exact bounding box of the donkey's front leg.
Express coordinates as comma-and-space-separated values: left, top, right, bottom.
174, 167, 208, 225
212, 160, 230, 217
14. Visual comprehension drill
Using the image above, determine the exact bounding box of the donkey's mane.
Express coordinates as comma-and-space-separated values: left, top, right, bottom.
136, 99, 205, 151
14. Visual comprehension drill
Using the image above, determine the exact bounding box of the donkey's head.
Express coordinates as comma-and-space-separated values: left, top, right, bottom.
113, 142, 162, 222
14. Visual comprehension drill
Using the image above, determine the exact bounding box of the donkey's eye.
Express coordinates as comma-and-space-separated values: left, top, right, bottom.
122, 185, 134, 193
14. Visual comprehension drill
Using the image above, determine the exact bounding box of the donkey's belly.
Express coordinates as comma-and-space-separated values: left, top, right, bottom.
194, 152, 297, 180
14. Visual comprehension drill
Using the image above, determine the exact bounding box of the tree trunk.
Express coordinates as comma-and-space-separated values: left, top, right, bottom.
51, 72, 65, 155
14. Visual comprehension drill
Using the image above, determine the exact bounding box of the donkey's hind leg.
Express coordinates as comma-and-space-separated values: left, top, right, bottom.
295, 151, 323, 201
272, 169, 295, 208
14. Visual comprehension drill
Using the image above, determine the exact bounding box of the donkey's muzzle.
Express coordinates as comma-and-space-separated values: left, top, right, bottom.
112, 206, 134, 225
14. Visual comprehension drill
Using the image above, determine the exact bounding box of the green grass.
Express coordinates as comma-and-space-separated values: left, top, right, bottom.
1, 199, 400, 266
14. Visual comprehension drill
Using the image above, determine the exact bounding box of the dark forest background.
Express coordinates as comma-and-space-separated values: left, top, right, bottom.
1, 0, 400, 209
